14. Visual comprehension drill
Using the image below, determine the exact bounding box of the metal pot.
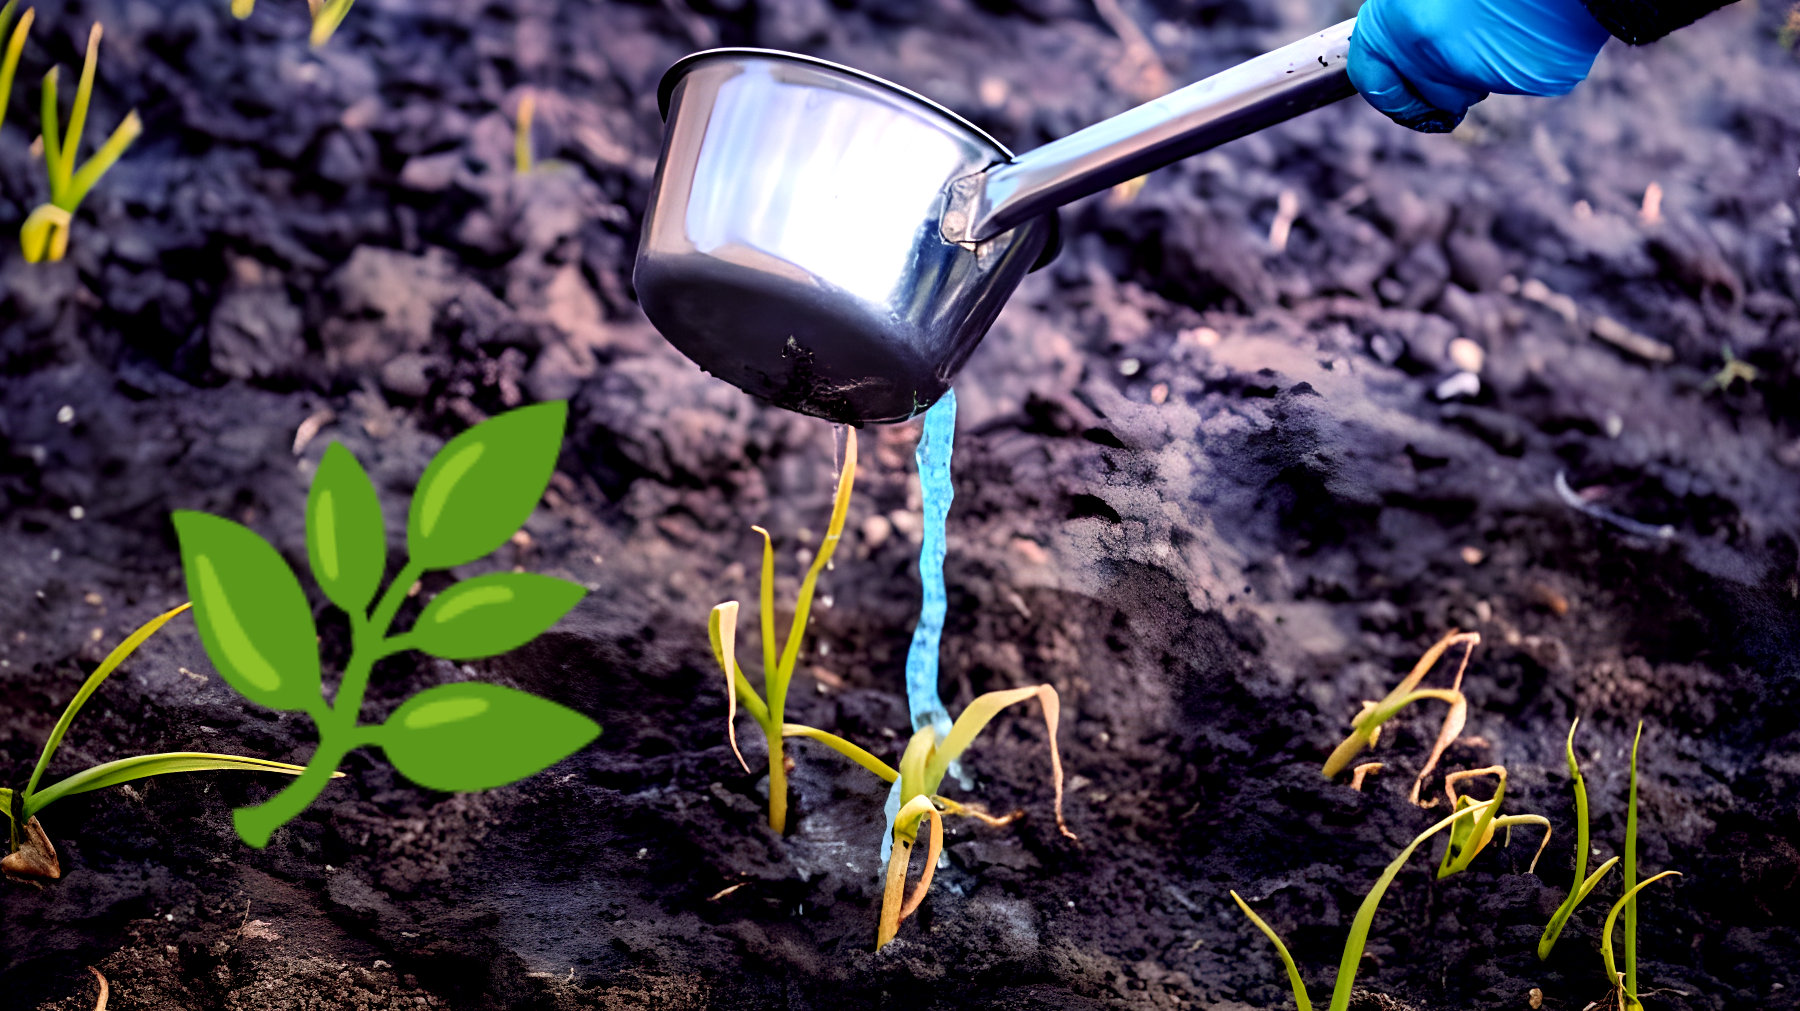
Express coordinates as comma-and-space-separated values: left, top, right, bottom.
636, 20, 1354, 424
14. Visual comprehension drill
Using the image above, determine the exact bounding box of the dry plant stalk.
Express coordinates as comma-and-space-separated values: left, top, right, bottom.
1322, 630, 1478, 807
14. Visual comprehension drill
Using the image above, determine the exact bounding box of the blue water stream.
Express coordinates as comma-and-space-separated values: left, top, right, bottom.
881, 389, 958, 861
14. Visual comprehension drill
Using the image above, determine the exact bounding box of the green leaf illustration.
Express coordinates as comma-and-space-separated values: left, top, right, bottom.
378, 682, 599, 792
307, 442, 387, 615
173, 511, 322, 712
406, 401, 567, 570
409, 572, 586, 660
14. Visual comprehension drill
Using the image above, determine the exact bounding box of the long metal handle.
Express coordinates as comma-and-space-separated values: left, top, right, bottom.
943, 18, 1356, 243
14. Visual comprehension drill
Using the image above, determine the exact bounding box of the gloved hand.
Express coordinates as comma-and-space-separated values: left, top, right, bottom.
1348, 0, 1614, 133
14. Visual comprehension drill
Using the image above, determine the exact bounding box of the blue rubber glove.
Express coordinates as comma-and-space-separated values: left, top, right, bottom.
1349, 0, 1613, 132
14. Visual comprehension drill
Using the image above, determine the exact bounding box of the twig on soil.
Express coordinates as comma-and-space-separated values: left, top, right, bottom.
1554, 472, 1675, 542
88, 966, 108, 1011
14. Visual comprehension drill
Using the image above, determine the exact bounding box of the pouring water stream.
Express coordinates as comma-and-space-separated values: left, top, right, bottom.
880, 389, 960, 860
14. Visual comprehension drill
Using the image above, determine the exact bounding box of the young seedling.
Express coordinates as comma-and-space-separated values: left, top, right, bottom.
708, 427, 859, 834
0, 0, 35, 134
515, 89, 536, 174
1231, 798, 1492, 1011
1623, 720, 1643, 1000
1433, 765, 1551, 879
229, 0, 356, 47
20, 23, 139, 263
173, 402, 600, 849
2, 604, 324, 880
1600, 869, 1680, 1011
1537, 717, 1619, 959
1323, 630, 1477, 806
870, 684, 1076, 947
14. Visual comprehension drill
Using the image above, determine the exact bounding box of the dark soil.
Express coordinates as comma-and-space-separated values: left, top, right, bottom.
4, 0, 1800, 1007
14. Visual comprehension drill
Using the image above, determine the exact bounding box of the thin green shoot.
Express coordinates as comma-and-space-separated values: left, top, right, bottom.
21, 22, 141, 264
1538, 716, 1619, 959
1322, 631, 1477, 808
1232, 798, 1493, 1011
1435, 766, 1551, 879
1600, 870, 1680, 1011
1624, 720, 1643, 1001
309, 0, 357, 46
0, 1, 34, 135
710, 427, 859, 833
1, 603, 329, 878
515, 90, 536, 174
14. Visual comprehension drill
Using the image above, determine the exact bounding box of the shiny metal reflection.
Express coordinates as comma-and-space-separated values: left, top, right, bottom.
637, 21, 1355, 425
637, 52, 1052, 425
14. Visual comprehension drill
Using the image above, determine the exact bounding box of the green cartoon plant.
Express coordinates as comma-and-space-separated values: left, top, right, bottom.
173, 401, 599, 849
1231, 799, 1491, 1011
20, 22, 140, 264
1323, 630, 1477, 806
3, 604, 325, 880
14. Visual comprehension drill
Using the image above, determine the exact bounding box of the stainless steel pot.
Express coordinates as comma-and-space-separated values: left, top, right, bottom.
636, 20, 1355, 424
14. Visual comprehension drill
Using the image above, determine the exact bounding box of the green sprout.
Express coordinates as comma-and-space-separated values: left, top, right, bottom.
0, 1, 35, 134
515, 89, 536, 174
873, 685, 1076, 947
708, 427, 860, 834
228, 0, 356, 48
2, 604, 326, 880
1433, 765, 1551, 879
710, 453, 1077, 948
1323, 630, 1477, 806
20, 22, 140, 264
1601, 869, 1680, 1010
172, 402, 600, 849
1231, 799, 1492, 1011
1537, 717, 1620, 959
1624, 720, 1642, 1000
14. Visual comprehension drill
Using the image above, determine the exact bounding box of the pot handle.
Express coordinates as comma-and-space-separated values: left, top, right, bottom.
943, 18, 1357, 244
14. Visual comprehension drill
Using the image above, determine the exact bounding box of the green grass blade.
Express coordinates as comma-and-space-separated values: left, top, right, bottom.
23, 603, 191, 801
1537, 718, 1594, 958
783, 724, 897, 782
0, 2, 29, 137
1231, 890, 1315, 1011
1, 786, 14, 850
773, 429, 857, 690
1601, 870, 1679, 1007
309, 0, 356, 46
25, 752, 336, 815
63, 108, 139, 208
40, 65, 61, 201
57, 22, 102, 199
1328, 800, 1491, 1011
1625, 720, 1643, 999
752, 525, 777, 700
514, 89, 534, 174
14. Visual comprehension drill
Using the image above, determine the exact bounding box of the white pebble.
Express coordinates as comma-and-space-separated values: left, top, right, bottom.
1434, 371, 1481, 400
68, 505, 85, 520
1118, 358, 1141, 376
55, 405, 74, 424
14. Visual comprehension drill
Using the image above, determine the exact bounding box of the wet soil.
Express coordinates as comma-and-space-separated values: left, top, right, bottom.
3, 0, 1800, 1007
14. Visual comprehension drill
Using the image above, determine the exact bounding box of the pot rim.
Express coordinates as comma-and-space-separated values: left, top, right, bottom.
655, 47, 1015, 159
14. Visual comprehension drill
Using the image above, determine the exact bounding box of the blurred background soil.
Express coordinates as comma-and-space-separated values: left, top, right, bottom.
2, 0, 1799, 1007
